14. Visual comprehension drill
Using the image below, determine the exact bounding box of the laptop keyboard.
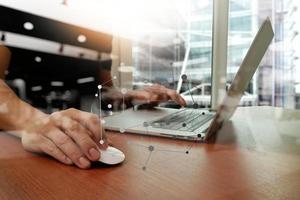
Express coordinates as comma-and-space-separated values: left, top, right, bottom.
149, 109, 214, 132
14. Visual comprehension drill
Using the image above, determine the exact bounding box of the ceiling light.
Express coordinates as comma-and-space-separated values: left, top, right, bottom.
31, 86, 42, 92
23, 22, 34, 30
34, 56, 42, 63
51, 81, 64, 87
77, 34, 87, 43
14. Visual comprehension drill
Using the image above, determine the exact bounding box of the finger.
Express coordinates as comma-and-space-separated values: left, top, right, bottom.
154, 94, 169, 102
22, 132, 73, 165
63, 109, 109, 150
147, 84, 168, 92
69, 111, 109, 150
144, 84, 162, 94
39, 136, 73, 165
175, 91, 186, 106
147, 85, 186, 106
162, 87, 186, 106
45, 128, 91, 169
149, 94, 159, 103
143, 94, 168, 106
128, 90, 152, 103
136, 88, 171, 104
151, 86, 185, 106
63, 109, 107, 144
55, 117, 101, 162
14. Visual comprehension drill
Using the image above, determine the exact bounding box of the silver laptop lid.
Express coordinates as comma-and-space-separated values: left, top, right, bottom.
205, 18, 274, 142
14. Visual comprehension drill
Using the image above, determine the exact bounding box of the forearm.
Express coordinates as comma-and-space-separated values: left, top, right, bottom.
0, 79, 47, 137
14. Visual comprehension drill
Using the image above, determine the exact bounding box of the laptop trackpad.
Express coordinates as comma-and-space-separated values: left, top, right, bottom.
104, 107, 178, 130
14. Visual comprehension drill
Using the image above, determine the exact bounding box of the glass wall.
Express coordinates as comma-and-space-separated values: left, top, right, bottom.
227, 0, 300, 109
132, 0, 300, 109
227, 0, 258, 107
132, 0, 213, 108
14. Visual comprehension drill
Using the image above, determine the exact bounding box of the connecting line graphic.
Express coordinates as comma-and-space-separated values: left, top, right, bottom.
127, 139, 195, 171
94, 76, 118, 145
181, 74, 196, 107
181, 74, 200, 121
180, 74, 208, 132
181, 109, 193, 129
97, 85, 105, 145
101, 75, 117, 86
183, 109, 207, 132
186, 83, 195, 105
100, 110, 198, 171
120, 88, 127, 113
142, 146, 154, 171
92, 75, 200, 171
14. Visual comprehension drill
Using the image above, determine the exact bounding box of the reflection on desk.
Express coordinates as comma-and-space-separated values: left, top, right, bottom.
1, 106, 300, 200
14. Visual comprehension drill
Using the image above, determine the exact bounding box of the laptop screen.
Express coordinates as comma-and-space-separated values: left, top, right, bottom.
205, 18, 274, 141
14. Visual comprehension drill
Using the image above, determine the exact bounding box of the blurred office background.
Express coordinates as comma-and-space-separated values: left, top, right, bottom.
132, 0, 300, 109
1, 0, 299, 112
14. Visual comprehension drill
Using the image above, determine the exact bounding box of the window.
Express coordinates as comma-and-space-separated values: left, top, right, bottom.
132, 0, 300, 109
228, 0, 300, 109
132, 0, 213, 108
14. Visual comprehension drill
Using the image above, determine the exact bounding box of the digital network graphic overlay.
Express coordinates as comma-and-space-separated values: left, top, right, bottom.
91, 75, 202, 171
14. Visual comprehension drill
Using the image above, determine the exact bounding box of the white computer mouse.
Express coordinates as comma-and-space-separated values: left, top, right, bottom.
98, 146, 125, 165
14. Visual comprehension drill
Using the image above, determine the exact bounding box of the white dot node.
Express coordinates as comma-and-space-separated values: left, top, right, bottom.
107, 104, 112, 109
97, 85, 102, 90
99, 140, 105, 145
120, 128, 125, 133
121, 88, 127, 95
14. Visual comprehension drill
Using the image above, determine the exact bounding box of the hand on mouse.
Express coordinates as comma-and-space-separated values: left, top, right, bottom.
21, 108, 108, 169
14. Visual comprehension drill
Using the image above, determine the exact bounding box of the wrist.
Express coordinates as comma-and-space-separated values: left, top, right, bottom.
9, 101, 48, 136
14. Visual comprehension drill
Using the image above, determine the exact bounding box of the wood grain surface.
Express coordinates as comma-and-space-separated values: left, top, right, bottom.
1, 107, 300, 200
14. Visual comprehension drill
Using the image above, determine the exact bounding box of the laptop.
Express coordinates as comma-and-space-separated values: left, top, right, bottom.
103, 18, 274, 142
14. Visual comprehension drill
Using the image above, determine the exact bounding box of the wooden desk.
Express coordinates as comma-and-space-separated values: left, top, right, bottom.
1, 107, 300, 200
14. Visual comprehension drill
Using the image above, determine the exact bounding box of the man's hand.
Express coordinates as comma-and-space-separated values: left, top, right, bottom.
128, 84, 186, 107
21, 108, 108, 169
